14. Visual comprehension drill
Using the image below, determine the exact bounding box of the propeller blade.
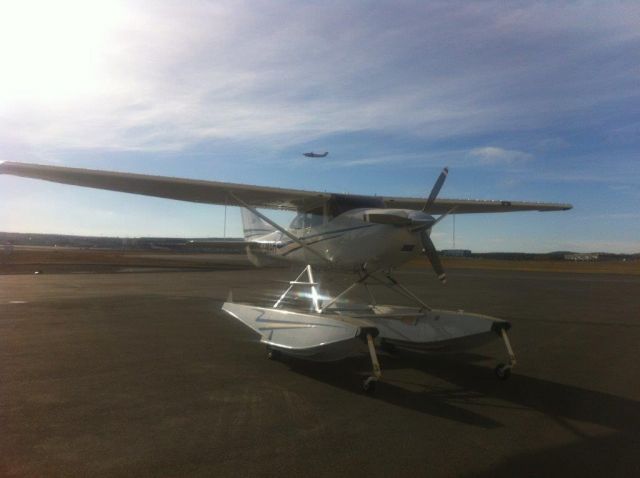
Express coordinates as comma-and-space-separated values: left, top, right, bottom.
420, 230, 446, 284
422, 167, 449, 212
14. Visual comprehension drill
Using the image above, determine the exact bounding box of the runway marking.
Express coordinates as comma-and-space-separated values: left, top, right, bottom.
7, 300, 28, 304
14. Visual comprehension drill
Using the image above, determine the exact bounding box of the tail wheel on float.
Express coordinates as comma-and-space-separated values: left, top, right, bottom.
266, 347, 281, 361
494, 363, 512, 380
361, 377, 377, 394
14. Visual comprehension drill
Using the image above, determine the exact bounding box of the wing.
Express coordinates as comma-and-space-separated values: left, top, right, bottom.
0, 161, 327, 211
0, 161, 572, 213
382, 196, 572, 214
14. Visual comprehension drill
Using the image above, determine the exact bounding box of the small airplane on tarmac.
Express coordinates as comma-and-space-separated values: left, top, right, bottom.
303, 151, 329, 158
0, 161, 571, 392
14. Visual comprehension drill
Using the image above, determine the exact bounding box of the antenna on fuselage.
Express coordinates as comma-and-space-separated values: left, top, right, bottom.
453, 213, 456, 249
223, 196, 228, 238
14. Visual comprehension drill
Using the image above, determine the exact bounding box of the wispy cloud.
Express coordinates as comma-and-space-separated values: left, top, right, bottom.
317, 146, 535, 169
468, 147, 533, 165
581, 213, 640, 220
1, 1, 639, 153
533, 170, 640, 185
320, 151, 462, 168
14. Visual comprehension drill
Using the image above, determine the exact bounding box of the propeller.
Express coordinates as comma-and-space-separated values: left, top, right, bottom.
366, 167, 451, 284
421, 167, 450, 283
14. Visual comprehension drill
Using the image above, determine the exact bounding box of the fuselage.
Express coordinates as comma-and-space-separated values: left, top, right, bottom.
248, 207, 433, 271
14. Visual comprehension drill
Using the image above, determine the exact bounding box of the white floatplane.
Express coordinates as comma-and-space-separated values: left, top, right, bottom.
0, 161, 571, 392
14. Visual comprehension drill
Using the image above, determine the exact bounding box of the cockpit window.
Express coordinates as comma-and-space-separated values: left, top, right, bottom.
290, 196, 384, 229
290, 206, 324, 229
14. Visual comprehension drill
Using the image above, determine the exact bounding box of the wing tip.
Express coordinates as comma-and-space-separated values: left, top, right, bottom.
533, 202, 573, 212
546, 203, 573, 211
1, 161, 34, 175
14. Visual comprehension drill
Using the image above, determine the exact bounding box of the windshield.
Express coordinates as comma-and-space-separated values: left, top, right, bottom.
328, 194, 385, 217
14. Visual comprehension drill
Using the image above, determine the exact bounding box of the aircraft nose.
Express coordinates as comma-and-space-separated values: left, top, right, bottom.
408, 210, 434, 221
406, 210, 435, 230
363, 209, 435, 230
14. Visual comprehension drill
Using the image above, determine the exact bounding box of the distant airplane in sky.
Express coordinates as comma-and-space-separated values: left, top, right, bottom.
303, 151, 328, 158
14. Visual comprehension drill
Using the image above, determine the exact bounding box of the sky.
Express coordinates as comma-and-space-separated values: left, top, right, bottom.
0, 0, 639, 253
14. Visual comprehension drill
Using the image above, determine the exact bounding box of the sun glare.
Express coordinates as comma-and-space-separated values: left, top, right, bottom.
0, 0, 124, 106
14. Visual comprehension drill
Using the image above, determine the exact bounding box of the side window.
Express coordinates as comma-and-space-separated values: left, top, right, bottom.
290, 206, 325, 229
290, 213, 305, 230
307, 212, 324, 227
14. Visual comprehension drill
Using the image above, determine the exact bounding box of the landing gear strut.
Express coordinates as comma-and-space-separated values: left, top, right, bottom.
495, 328, 516, 380
361, 332, 382, 394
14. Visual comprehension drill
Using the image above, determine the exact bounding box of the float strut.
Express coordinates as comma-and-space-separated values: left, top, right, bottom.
501, 328, 517, 368
363, 333, 382, 389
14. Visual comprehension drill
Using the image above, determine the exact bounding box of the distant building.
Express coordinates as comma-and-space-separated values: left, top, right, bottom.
3, 242, 13, 256
564, 253, 599, 261
440, 249, 472, 257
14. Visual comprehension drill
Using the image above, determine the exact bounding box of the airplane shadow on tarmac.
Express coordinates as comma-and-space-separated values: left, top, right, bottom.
286, 351, 640, 433
287, 353, 505, 429
287, 352, 640, 476
414, 353, 640, 477
466, 430, 640, 477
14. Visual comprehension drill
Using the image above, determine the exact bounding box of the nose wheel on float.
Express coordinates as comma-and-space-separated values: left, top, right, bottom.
266, 346, 281, 361
495, 364, 511, 380
494, 328, 517, 380
361, 332, 382, 394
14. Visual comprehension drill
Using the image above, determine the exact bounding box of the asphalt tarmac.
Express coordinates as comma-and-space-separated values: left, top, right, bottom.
1, 266, 640, 477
